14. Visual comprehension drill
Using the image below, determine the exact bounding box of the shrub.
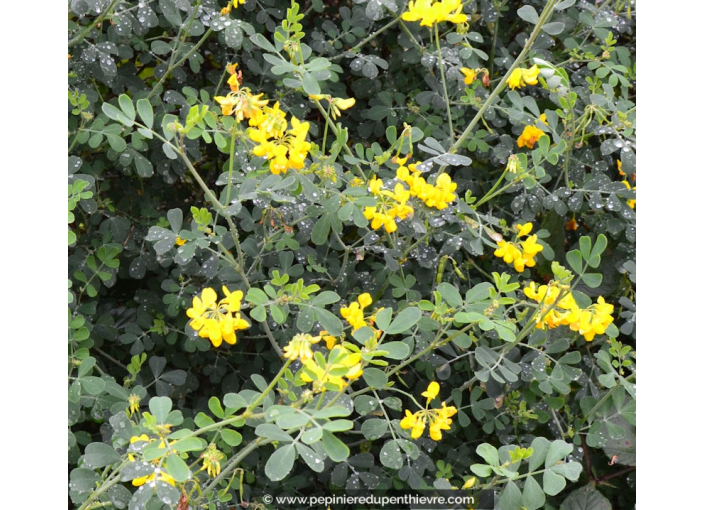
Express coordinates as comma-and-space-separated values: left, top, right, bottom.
68, 1, 636, 508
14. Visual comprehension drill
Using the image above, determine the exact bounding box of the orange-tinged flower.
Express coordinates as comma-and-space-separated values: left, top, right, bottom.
517, 125, 546, 149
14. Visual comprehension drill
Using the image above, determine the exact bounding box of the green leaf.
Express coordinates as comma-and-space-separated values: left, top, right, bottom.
251, 33, 277, 52
378, 341, 410, 360
118, 94, 135, 121
469, 463, 492, 477
361, 418, 388, 440
552, 462, 583, 481
102, 102, 133, 126
566, 250, 582, 273
386, 307, 422, 334
149, 397, 173, 423
559, 485, 612, 510
311, 215, 331, 245
581, 272, 603, 288
499, 480, 523, 510
437, 282, 463, 307
302, 427, 323, 444
362, 368, 388, 388
77, 356, 96, 377
276, 412, 311, 429
171, 437, 206, 452
301, 72, 321, 95
315, 307, 343, 336
379, 439, 403, 469
136, 98, 154, 128
517, 5, 539, 24
476, 443, 499, 466
265, 444, 296, 481
579, 236, 592, 260
545, 440, 573, 467
321, 430, 350, 462
83, 443, 121, 469
592, 233, 608, 257
255, 423, 293, 442
208, 397, 224, 419
522, 475, 546, 510
542, 22, 565, 35
80, 376, 105, 395
375, 307, 393, 331
223, 392, 248, 412
221, 429, 243, 447
296, 443, 325, 472
166, 454, 190, 482
543, 468, 566, 496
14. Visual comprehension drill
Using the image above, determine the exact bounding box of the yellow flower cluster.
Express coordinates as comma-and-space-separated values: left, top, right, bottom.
283, 333, 322, 361
300, 344, 363, 392
186, 287, 250, 347
400, 382, 457, 441
214, 63, 269, 122
249, 105, 312, 175
524, 282, 615, 341
363, 182, 414, 233
200, 444, 226, 478
493, 222, 544, 272
507, 65, 540, 90
517, 125, 545, 149
401, 0, 467, 27
340, 293, 374, 330
396, 158, 458, 210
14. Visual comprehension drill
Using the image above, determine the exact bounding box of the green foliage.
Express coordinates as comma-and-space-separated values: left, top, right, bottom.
68, 0, 635, 508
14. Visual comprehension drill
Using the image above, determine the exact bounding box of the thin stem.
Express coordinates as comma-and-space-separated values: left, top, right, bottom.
445, 0, 559, 161
147, 26, 214, 100
434, 23, 454, 142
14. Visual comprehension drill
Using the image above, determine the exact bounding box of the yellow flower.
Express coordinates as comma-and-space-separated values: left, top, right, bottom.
340, 294, 373, 330
622, 180, 636, 209
516, 222, 533, 237
127, 394, 141, 417
283, 333, 322, 361
331, 97, 356, 119
421, 381, 440, 403
201, 444, 226, 477
459, 67, 476, 85
175, 237, 186, 246
300, 345, 363, 392
186, 287, 250, 347
400, 384, 457, 441
517, 125, 546, 149
319, 330, 338, 350
507, 65, 540, 90
215, 89, 268, 121
617, 159, 625, 176
132, 469, 176, 487
249, 113, 311, 175
402, 0, 467, 27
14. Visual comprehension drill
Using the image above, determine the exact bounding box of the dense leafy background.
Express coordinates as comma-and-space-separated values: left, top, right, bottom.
66, 1, 636, 509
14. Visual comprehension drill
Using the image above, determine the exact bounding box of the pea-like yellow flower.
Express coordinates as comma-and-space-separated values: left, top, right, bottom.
340, 293, 373, 330
175, 237, 186, 246
201, 444, 226, 478
517, 125, 546, 149
249, 113, 311, 175
421, 381, 440, 403
507, 65, 541, 90
459, 67, 476, 85
127, 394, 141, 417
186, 287, 250, 347
402, 0, 468, 27
523, 282, 614, 341
300, 345, 363, 392
493, 223, 544, 272
622, 180, 636, 209
283, 333, 322, 361
400, 382, 457, 441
